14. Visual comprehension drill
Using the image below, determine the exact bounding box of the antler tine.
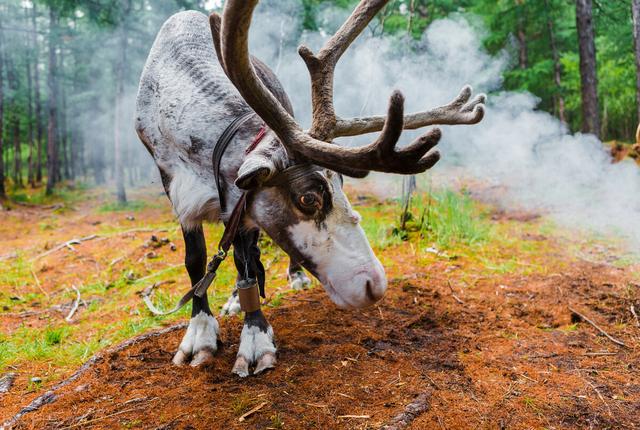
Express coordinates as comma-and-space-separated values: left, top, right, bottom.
298, 0, 389, 139
211, 0, 449, 176
333, 85, 486, 138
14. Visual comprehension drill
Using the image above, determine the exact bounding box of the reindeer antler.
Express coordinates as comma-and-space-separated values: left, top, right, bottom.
210, 0, 486, 176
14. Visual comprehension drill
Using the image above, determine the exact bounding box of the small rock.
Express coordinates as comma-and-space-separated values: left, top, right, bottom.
75, 384, 88, 392
145, 251, 158, 259
169, 243, 177, 251
126, 215, 135, 221
30, 377, 42, 383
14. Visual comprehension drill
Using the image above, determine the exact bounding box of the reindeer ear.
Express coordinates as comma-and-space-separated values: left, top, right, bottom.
235, 154, 277, 190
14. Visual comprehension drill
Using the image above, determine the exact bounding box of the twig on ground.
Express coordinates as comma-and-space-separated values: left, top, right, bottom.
31, 234, 99, 261
31, 268, 49, 299
584, 378, 613, 418
65, 286, 81, 322
0, 372, 17, 393
379, 391, 432, 429
338, 415, 371, 419
238, 401, 268, 422
447, 281, 464, 305
630, 304, 640, 328
59, 401, 158, 429
140, 281, 176, 315
569, 307, 627, 348
0, 252, 18, 261
336, 392, 355, 400
582, 352, 617, 356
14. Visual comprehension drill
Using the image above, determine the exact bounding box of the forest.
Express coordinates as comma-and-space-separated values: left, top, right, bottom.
0, 0, 639, 202
3, 1, 640, 428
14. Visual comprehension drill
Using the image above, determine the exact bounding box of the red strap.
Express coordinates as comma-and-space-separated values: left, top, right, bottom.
245, 125, 267, 154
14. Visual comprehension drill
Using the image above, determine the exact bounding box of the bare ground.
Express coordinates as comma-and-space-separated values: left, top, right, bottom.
2, 190, 640, 429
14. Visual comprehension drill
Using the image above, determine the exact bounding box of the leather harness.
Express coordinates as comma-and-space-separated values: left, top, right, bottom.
144, 112, 324, 316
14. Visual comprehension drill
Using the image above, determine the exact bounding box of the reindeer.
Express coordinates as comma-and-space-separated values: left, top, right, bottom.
135, 0, 485, 377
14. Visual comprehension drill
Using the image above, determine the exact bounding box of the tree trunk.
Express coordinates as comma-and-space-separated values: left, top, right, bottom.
575, 0, 600, 138
516, 0, 528, 69
6, 56, 22, 188
59, 46, 70, 181
0, 20, 5, 200
113, 0, 131, 204
12, 116, 21, 187
32, 3, 44, 184
45, 7, 58, 195
544, 0, 566, 124
632, 0, 640, 132
25, 6, 35, 187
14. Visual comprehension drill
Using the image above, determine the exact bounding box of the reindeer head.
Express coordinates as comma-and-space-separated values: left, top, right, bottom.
210, 0, 485, 309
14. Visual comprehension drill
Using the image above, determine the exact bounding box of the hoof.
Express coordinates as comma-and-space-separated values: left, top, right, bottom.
232, 355, 250, 378
233, 324, 276, 376
289, 270, 311, 291
220, 290, 241, 317
172, 350, 189, 366
190, 349, 215, 367
254, 352, 276, 374
173, 311, 219, 366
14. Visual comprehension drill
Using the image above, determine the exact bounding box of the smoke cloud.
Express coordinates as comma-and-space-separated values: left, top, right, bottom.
245, 2, 640, 247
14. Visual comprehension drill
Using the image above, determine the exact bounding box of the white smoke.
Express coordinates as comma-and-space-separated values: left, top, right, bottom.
247, 2, 640, 247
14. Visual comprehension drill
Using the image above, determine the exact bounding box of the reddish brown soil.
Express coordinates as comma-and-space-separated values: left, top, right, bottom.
5, 242, 640, 429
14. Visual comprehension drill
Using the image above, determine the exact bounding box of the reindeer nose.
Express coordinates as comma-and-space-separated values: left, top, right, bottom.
362, 267, 386, 305
365, 279, 384, 302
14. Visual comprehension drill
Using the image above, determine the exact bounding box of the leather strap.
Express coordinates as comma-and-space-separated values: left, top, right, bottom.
237, 279, 261, 313
213, 111, 256, 212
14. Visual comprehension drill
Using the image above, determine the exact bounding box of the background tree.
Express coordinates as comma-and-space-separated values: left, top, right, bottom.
576, 0, 600, 137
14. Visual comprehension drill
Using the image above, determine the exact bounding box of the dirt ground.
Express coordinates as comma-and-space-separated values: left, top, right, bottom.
2, 189, 640, 429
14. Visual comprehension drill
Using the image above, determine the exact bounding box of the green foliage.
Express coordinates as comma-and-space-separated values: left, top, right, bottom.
98, 199, 150, 212
419, 189, 491, 248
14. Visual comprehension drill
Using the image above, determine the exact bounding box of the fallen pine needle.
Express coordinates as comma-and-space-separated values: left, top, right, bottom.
569, 307, 626, 348
305, 403, 328, 408
631, 304, 639, 328
238, 401, 268, 422
447, 281, 464, 305
337, 415, 371, 419
65, 285, 81, 322
336, 392, 355, 400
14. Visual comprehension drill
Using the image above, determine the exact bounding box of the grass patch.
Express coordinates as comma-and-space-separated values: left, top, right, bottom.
390, 188, 493, 249
98, 200, 151, 213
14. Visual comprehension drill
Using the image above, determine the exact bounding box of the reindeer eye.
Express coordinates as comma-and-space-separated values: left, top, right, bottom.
299, 193, 317, 207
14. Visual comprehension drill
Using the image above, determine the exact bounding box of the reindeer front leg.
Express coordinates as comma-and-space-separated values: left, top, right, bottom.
230, 229, 277, 377
232, 280, 276, 377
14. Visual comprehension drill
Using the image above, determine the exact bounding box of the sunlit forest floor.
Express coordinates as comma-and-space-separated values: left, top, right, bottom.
2, 183, 640, 429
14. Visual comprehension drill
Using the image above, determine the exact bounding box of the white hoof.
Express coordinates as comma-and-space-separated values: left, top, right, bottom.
219, 291, 241, 316
289, 270, 311, 291
233, 324, 276, 377
173, 311, 219, 367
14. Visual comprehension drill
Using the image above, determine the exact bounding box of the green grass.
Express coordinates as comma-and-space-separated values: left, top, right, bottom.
8, 182, 89, 206
98, 199, 153, 213
390, 188, 493, 250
